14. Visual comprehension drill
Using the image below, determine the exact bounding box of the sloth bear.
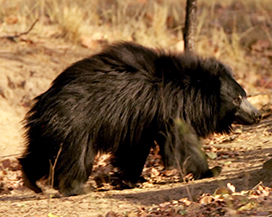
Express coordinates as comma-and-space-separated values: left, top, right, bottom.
19, 42, 261, 196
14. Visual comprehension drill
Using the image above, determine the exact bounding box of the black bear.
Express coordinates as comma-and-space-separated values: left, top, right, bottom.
19, 42, 261, 196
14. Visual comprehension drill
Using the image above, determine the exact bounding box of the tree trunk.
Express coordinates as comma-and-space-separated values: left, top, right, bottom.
184, 0, 197, 53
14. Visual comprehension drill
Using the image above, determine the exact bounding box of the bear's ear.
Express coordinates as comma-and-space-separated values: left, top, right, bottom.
223, 64, 234, 76
200, 57, 233, 77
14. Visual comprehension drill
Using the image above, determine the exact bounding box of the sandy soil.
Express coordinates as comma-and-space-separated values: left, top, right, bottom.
0, 35, 272, 217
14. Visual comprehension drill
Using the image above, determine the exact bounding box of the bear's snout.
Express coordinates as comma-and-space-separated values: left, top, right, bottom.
234, 97, 261, 125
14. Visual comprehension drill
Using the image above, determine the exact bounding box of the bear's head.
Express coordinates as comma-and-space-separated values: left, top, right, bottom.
216, 63, 261, 133
179, 56, 261, 137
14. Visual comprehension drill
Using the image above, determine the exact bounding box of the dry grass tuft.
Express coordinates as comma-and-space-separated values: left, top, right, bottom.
59, 6, 84, 42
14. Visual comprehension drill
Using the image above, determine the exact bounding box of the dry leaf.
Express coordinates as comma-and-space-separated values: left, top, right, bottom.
215, 187, 232, 195
227, 183, 236, 193
206, 152, 217, 159
4, 15, 18, 25
199, 195, 213, 205
238, 202, 257, 211
251, 39, 271, 51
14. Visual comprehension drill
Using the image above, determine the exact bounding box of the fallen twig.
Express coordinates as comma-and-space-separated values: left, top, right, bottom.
1, 18, 39, 41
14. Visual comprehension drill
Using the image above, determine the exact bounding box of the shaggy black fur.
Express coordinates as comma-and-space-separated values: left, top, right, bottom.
19, 42, 261, 196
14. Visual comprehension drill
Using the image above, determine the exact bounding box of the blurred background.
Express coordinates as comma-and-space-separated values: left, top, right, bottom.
1, 0, 272, 92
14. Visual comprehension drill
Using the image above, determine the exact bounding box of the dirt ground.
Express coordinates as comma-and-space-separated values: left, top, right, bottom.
0, 34, 272, 217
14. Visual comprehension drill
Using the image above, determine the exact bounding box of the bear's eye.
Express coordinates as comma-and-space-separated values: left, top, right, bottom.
233, 95, 242, 105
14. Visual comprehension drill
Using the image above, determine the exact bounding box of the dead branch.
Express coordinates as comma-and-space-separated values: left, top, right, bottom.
1, 18, 39, 41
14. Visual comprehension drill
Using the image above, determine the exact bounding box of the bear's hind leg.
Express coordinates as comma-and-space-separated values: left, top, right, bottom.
56, 145, 96, 196
19, 151, 49, 193
113, 139, 152, 188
